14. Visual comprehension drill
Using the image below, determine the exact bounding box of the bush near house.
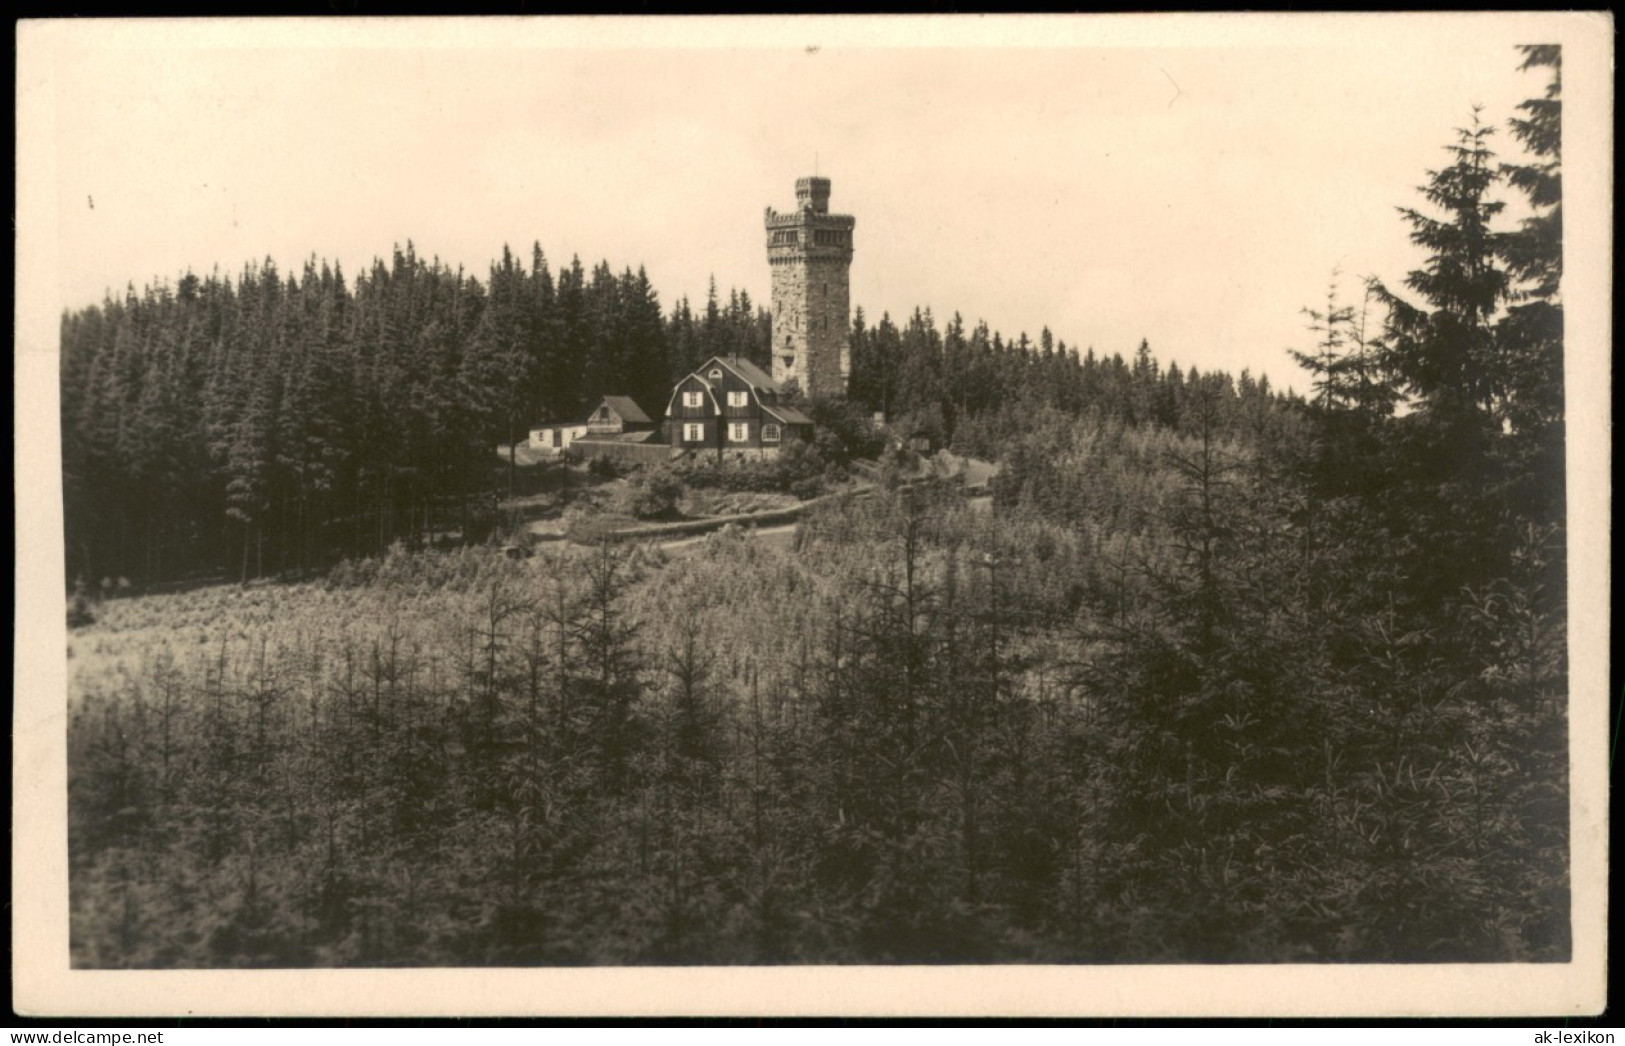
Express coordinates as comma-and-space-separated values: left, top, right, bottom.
807, 396, 886, 465
618, 470, 686, 521
670, 440, 833, 499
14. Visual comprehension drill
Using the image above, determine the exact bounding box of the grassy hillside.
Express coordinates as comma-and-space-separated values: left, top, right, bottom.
68, 425, 1569, 965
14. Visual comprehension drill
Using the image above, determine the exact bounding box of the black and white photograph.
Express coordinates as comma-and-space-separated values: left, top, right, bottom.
13, 13, 1610, 1018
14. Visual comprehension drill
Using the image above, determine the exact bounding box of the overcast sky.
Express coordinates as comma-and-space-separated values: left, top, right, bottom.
23, 15, 1588, 392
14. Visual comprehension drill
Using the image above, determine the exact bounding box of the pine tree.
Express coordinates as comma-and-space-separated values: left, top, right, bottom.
1290, 273, 1358, 412
1367, 110, 1522, 607
1497, 45, 1565, 530
1374, 109, 1512, 424
465, 245, 535, 502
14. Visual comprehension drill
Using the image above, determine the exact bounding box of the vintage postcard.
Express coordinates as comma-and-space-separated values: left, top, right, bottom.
14, 12, 1611, 1017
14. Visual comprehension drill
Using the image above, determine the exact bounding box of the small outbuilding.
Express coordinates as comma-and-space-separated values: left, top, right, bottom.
530, 395, 657, 455
528, 421, 588, 454
586, 396, 657, 435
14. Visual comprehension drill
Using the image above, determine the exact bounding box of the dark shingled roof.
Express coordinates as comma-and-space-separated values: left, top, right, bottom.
703, 356, 780, 393
763, 404, 814, 426
599, 395, 653, 425
575, 429, 659, 445
578, 428, 659, 445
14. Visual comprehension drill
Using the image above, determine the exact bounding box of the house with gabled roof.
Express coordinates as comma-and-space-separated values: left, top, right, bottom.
665, 355, 814, 459
522, 176, 848, 466
529, 394, 657, 457
585, 396, 655, 435
571, 394, 672, 465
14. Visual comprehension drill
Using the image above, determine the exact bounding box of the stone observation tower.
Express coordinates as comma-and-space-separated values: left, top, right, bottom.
765, 176, 855, 399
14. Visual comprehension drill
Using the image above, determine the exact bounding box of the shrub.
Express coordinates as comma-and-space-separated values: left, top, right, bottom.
67, 590, 96, 629
671, 441, 832, 499
587, 455, 621, 479
896, 403, 948, 453
563, 507, 621, 545
673, 458, 776, 495
808, 397, 886, 464
463, 496, 503, 545
777, 440, 828, 499
878, 443, 920, 488
620, 469, 685, 520
789, 475, 824, 501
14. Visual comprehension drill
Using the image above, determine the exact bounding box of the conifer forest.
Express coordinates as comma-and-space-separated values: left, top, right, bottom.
63, 49, 1569, 966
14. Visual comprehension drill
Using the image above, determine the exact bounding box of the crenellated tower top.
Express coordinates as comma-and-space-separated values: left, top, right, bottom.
765, 176, 855, 399
796, 176, 832, 213
764, 178, 855, 254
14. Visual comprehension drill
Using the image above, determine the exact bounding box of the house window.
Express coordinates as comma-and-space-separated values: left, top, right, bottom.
683, 423, 704, 442
709, 368, 723, 381
728, 422, 749, 443
683, 390, 703, 408
728, 390, 748, 408
762, 423, 782, 443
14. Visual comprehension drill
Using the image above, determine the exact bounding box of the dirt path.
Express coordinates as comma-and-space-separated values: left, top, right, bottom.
531, 455, 999, 551
658, 521, 799, 553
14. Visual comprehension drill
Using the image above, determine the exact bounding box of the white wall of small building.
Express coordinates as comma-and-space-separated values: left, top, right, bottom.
529, 424, 589, 453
